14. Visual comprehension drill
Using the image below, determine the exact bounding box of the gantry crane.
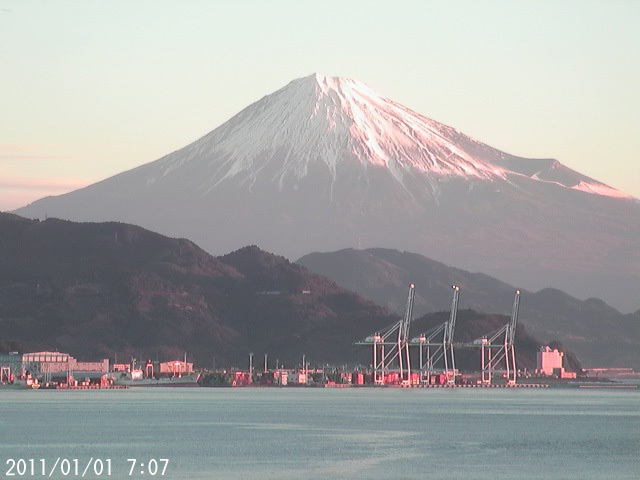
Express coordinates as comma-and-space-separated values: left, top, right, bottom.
410, 285, 460, 384
356, 284, 415, 385
472, 290, 520, 384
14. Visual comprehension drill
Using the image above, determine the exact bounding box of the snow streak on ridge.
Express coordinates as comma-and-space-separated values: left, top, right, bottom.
154, 74, 507, 194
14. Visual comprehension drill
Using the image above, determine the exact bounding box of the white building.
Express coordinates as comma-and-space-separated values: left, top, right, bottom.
23, 351, 109, 374
536, 346, 563, 375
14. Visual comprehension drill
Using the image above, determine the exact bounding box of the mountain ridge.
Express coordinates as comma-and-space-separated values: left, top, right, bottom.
0, 213, 394, 366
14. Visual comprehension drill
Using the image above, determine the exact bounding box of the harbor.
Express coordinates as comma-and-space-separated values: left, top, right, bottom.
1, 348, 634, 390
1, 281, 637, 391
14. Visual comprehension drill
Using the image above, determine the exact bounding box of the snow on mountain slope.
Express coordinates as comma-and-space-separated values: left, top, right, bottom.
143, 74, 629, 200
571, 180, 633, 199
153, 74, 507, 192
13, 74, 640, 312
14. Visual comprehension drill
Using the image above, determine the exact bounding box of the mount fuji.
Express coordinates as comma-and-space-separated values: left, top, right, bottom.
14, 74, 640, 312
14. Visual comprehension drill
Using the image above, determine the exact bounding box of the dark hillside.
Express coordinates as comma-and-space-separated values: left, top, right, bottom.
0, 214, 394, 366
0, 214, 568, 370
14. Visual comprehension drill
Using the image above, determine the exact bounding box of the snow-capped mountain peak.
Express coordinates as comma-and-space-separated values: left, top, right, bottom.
153, 74, 509, 194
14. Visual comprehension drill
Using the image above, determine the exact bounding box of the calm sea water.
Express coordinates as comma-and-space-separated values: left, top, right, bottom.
0, 387, 638, 480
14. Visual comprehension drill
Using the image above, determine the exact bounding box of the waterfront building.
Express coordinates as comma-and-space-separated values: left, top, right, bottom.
159, 360, 194, 375
536, 346, 577, 378
22, 351, 109, 375
536, 346, 563, 375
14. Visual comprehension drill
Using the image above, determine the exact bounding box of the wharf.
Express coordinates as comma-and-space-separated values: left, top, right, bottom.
57, 385, 128, 390
423, 383, 547, 388
387, 383, 549, 388
314, 383, 550, 388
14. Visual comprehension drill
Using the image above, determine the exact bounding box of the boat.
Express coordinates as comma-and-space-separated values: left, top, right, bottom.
108, 370, 200, 387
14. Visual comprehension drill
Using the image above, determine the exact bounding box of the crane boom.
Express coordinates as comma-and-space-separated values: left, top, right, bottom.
445, 285, 460, 344
401, 284, 415, 342
507, 290, 520, 345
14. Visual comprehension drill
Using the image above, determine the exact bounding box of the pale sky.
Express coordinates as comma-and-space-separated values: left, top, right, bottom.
1, 0, 639, 211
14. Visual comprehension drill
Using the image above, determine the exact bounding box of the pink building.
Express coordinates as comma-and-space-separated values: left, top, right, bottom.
159, 360, 193, 375
537, 347, 564, 375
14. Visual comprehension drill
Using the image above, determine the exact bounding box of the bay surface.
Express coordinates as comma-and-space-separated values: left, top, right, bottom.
1, 387, 638, 479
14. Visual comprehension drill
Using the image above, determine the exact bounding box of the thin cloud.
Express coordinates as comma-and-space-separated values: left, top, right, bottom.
0, 154, 69, 160
0, 143, 50, 149
0, 145, 75, 163
0, 143, 67, 154
0, 177, 93, 211
0, 177, 93, 192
